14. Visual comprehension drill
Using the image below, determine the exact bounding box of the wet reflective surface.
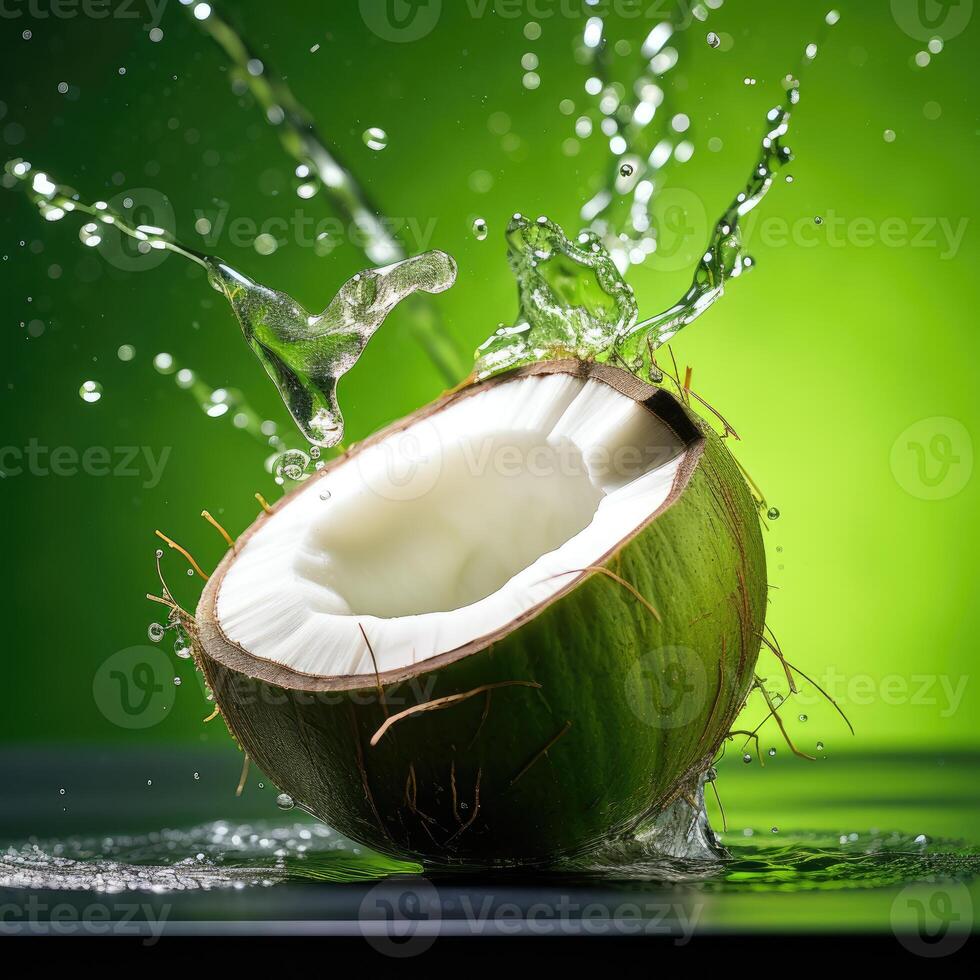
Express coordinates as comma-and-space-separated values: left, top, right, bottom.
2, 749, 976, 938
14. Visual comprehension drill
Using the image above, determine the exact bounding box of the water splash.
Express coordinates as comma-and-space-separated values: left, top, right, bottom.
5, 158, 210, 269
208, 250, 456, 446
0, 820, 416, 893
4, 815, 975, 893
5, 159, 456, 449
150, 350, 296, 460
186, 1, 466, 383
612, 102, 794, 380
475, 214, 637, 376
477, 11, 838, 383
577, 4, 712, 273
569, 826, 980, 888
475, 99, 792, 381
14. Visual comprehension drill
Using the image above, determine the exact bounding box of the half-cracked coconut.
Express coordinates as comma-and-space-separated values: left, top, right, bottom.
194, 361, 766, 867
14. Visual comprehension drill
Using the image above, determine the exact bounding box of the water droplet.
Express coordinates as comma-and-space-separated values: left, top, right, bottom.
155, 548, 164, 559
153, 352, 175, 374
814, 216, 823, 225
362, 127, 388, 151
785, 174, 794, 183
742, 753, 752, 764
816, 740, 825, 751
798, 714, 808, 722
274, 449, 311, 483
619, 163, 634, 178
768, 747, 777, 757
472, 217, 488, 241
319, 490, 331, 501
767, 506, 780, 520
253, 233, 278, 256
117, 344, 136, 362
276, 793, 295, 811
173, 677, 182, 686
770, 827, 779, 834
743, 77, 756, 86
883, 129, 896, 143
79, 380, 103, 403
913, 833, 930, 845
706, 32, 720, 49
923, 101, 941, 120
149, 27, 164, 42
174, 636, 192, 660
148, 622, 165, 643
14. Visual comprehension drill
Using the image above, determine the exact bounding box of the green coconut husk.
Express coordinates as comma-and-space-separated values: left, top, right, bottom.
191, 360, 766, 867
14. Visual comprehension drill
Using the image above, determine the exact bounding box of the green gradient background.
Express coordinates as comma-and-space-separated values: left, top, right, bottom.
0, 0, 977, 771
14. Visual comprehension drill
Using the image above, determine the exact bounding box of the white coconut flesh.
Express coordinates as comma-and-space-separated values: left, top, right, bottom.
217, 372, 693, 677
